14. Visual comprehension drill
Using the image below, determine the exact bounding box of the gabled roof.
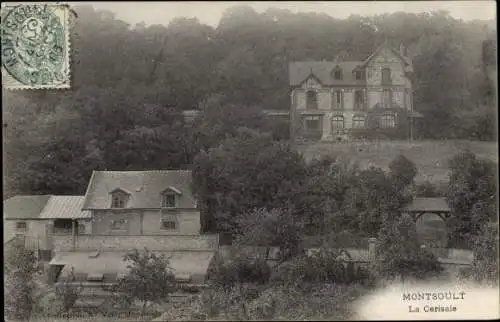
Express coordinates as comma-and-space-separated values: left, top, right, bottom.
289, 60, 365, 86
3, 195, 51, 220
82, 170, 197, 209
361, 41, 409, 67
39, 196, 91, 219
404, 198, 450, 212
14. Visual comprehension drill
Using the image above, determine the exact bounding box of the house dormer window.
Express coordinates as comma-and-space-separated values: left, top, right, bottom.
161, 187, 181, 208
110, 189, 129, 208
162, 193, 176, 208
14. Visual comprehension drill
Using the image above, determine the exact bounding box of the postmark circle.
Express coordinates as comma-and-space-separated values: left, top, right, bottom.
1, 5, 66, 86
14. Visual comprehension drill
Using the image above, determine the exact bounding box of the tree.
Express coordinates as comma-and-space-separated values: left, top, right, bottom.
389, 154, 418, 189
415, 181, 441, 197
4, 237, 40, 321
374, 214, 443, 282
446, 150, 497, 248
113, 248, 176, 314
54, 267, 83, 313
234, 208, 302, 261
470, 223, 499, 284
192, 128, 306, 234
343, 166, 410, 236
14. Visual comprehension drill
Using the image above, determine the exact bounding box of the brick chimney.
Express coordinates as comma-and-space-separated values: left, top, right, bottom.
368, 237, 377, 261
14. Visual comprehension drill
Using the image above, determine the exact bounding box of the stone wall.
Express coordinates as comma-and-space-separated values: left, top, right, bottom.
53, 234, 219, 252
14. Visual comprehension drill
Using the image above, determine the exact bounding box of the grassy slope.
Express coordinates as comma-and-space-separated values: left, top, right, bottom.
297, 140, 498, 185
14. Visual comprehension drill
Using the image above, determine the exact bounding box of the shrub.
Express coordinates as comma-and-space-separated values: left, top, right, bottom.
209, 255, 271, 288
415, 181, 441, 197
270, 249, 349, 285
4, 237, 39, 321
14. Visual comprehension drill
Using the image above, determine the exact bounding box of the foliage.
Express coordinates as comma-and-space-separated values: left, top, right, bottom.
54, 267, 84, 313
192, 129, 306, 233
343, 166, 411, 236
209, 255, 272, 288
446, 150, 497, 247
4, 237, 40, 321
234, 208, 302, 261
470, 224, 499, 283
415, 180, 441, 197
270, 249, 363, 286
112, 248, 176, 313
374, 214, 443, 282
389, 153, 418, 189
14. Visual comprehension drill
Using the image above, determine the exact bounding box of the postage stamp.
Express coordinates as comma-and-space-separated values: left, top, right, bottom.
1, 3, 72, 89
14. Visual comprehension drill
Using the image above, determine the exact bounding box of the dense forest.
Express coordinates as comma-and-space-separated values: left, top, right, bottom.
2, 5, 497, 199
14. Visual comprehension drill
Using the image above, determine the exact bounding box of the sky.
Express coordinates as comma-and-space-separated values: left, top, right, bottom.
81, 1, 496, 27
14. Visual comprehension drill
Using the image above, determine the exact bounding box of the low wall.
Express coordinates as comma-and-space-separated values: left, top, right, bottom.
53, 234, 219, 252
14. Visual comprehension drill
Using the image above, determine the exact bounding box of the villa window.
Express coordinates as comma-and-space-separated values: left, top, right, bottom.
354, 90, 364, 109
331, 116, 344, 129
333, 90, 343, 109
355, 71, 364, 80
382, 68, 392, 84
306, 91, 318, 110
382, 89, 392, 108
352, 115, 366, 129
379, 113, 396, 128
304, 116, 320, 130
162, 193, 176, 208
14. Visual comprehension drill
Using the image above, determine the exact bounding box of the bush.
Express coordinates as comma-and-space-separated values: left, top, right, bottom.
270, 249, 349, 285
209, 255, 271, 288
415, 181, 441, 197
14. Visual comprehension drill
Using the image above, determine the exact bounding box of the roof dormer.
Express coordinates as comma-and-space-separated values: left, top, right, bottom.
332, 65, 343, 80
161, 187, 182, 208
110, 188, 130, 209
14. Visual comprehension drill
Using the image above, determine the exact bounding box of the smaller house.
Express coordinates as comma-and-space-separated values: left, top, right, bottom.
4, 195, 51, 244
4, 195, 92, 260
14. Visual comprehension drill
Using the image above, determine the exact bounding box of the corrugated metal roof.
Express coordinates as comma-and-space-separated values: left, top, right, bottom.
3, 195, 51, 219
82, 170, 197, 209
51, 250, 214, 279
39, 196, 91, 219
404, 198, 450, 212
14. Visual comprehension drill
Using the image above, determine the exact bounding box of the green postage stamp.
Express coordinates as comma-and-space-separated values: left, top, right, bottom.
1, 3, 72, 89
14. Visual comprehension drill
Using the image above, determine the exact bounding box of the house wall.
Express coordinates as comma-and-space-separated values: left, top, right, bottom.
366, 48, 411, 110
91, 209, 201, 235
5, 219, 50, 249
52, 234, 219, 252
142, 210, 201, 235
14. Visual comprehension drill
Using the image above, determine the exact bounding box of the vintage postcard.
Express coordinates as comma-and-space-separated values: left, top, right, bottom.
2, 1, 498, 321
